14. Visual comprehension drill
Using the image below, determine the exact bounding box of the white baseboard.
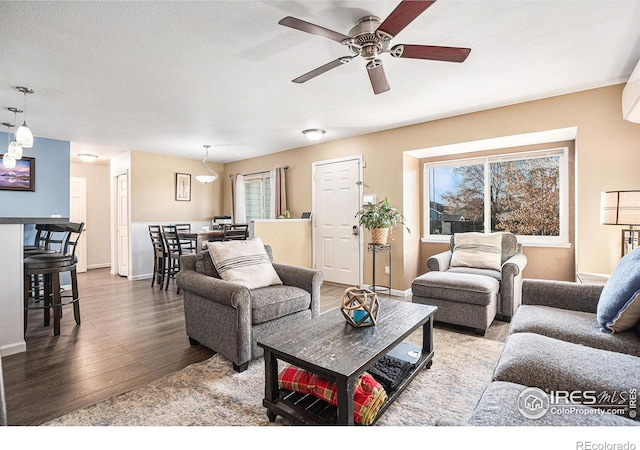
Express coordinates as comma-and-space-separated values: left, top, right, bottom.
1, 340, 26, 356
87, 263, 111, 270
389, 288, 411, 297
130, 273, 153, 281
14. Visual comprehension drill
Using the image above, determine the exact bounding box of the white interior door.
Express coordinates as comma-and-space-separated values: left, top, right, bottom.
70, 177, 88, 273
313, 156, 363, 286
117, 173, 129, 277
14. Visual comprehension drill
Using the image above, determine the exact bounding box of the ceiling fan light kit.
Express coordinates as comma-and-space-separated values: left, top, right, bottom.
279, 0, 470, 95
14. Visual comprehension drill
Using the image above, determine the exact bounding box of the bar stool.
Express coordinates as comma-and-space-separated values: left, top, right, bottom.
24, 224, 70, 304
23, 223, 84, 336
23, 254, 80, 336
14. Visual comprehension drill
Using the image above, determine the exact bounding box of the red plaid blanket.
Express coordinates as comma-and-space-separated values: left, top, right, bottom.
278, 364, 388, 425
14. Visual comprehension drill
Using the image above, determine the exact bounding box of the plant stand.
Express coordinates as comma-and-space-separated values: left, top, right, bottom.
367, 243, 391, 296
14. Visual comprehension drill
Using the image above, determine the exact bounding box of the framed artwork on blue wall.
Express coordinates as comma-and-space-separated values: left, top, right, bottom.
0, 156, 35, 191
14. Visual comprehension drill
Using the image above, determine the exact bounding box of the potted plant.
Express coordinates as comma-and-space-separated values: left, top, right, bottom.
355, 197, 410, 244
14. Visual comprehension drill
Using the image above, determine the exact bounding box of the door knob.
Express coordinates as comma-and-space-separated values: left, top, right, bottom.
352, 225, 359, 236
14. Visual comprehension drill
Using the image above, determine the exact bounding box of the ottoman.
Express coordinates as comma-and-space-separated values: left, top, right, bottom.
411, 271, 499, 335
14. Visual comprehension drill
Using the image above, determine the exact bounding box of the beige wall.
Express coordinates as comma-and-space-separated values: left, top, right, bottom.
131, 150, 225, 222
70, 161, 111, 269
252, 219, 312, 267
223, 84, 640, 290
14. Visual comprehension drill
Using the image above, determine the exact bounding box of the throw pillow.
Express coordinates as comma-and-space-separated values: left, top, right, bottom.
206, 237, 282, 289
450, 232, 503, 271
597, 248, 640, 333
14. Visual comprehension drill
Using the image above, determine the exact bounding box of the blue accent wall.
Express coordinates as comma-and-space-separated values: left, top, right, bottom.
0, 131, 70, 219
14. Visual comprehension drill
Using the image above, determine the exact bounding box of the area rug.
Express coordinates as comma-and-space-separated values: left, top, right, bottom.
45, 328, 504, 426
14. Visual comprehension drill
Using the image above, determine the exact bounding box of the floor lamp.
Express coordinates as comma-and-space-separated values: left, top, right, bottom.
600, 190, 640, 256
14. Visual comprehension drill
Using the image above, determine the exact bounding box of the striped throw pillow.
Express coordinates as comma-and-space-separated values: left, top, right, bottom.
206, 237, 282, 289
450, 232, 503, 271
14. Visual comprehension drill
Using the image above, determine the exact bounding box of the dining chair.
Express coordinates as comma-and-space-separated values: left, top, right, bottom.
174, 223, 196, 254
148, 225, 167, 288
223, 224, 249, 241
161, 225, 183, 293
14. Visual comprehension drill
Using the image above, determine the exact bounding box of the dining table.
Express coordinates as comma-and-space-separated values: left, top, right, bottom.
178, 229, 225, 251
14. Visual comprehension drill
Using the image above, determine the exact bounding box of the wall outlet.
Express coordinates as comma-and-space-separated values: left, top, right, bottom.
384, 266, 390, 275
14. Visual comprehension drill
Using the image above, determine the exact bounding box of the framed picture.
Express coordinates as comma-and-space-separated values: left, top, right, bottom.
175, 173, 191, 201
0, 156, 35, 191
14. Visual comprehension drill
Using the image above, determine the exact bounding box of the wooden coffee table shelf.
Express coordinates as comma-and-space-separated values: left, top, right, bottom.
258, 299, 437, 426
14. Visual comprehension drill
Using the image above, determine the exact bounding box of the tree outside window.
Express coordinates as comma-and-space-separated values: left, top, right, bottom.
425, 149, 567, 244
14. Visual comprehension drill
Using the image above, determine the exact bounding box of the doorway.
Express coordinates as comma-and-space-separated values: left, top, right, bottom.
312, 156, 363, 286
70, 177, 87, 273
116, 173, 129, 277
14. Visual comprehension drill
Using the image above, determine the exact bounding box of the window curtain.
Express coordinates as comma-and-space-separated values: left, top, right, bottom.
232, 174, 247, 224
274, 166, 287, 217
269, 170, 277, 219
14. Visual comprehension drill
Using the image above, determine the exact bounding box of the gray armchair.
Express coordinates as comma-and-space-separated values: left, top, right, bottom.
425, 232, 527, 321
176, 246, 323, 372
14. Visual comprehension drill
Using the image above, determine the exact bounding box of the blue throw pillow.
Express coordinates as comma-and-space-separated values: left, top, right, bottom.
597, 248, 640, 333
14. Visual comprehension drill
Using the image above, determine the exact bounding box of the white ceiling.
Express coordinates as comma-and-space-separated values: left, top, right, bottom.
1, 1, 640, 165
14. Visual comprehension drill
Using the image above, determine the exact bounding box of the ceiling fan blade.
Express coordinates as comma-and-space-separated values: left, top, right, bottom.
278, 16, 351, 43
366, 59, 390, 95
390, 44, 471, 62
376, 1, 436, 39
292, 57, 353, 83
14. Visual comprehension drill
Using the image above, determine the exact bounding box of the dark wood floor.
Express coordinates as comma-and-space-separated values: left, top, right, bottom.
2, 268, 508, 426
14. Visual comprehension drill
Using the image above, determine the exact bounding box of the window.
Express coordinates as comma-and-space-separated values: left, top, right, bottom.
424, 148, 569, 246
243, 172, 272, 221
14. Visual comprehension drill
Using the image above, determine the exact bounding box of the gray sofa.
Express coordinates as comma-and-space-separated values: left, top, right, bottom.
468, 279, 640, 425
175, 246, 323, 372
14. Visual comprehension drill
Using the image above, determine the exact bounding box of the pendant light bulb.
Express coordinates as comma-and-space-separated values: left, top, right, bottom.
8, 141, 23, 159
3, 153, 16, 169
15, 87, 34, 149
6, 108, 23, 159
16, 124, 33, 149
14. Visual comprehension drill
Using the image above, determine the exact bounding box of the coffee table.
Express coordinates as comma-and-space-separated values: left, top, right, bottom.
257, 298, 437, 425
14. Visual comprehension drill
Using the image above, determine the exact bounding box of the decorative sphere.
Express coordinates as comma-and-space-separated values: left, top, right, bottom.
341, 287, 380, 327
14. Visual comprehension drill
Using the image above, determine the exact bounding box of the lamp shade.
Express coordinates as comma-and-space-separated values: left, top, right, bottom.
15, 123, 33, 148
7, 141, 22, 159
78, 153, 98, 163
600, 190, 640, 225
302, 128, 325, 141
2, 154, 16, 169
195, 174, 217, 184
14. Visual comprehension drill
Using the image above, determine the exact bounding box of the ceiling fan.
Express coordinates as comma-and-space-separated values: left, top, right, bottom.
278, 0, 471, 95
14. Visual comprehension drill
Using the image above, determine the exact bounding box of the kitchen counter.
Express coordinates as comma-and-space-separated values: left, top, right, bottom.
0, 217, 69, 225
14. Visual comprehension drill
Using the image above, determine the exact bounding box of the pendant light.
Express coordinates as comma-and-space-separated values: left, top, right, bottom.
7, 107, 23, 160
15, 86, 34, 149
3, 123, 16, 169
195, 145, 218, 184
